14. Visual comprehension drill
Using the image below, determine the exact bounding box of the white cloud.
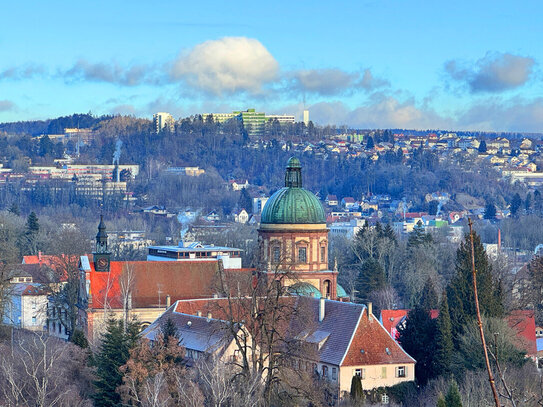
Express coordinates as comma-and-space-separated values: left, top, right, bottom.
445, 52, 535, 93
171, 37, 279, 95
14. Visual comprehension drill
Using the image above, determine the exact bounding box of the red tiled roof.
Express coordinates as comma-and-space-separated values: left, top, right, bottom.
87, 260, 254, 310
342, 310, 415, 366
507, 310, 537, 356
380, 310, 408, 339
380, 309, 439, 339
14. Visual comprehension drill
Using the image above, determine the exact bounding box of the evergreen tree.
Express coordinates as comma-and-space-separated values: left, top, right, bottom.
397, 306, 437, 385
355, 258, 386, 301
447, 231, 503, 343
436, 394, 447, 407
93, 318, 140, 407
161, 317, 179, 342
365, 136, 375, 150
420, 278, 438, 310
483, 203, 496, 220
478, 140, 487, 153
434, 291, 453, 377
383, 223, 397, 245
26, 211, 40, 234
510, 193, 522, 216
71, 329, 89, 348
350, 375, 364, 403
238, 188, 253, 214
444, 381, 463, 407
407, 222, 433, 248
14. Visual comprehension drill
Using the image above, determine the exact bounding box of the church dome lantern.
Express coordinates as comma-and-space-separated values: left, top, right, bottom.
260, 158, 326, 226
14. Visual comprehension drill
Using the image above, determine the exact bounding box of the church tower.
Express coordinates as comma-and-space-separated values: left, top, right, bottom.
93, 215, 111, 272
258, 157, 338, 299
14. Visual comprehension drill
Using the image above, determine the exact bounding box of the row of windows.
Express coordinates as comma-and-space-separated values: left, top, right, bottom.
354, 366, 407, 379
271, 245, 327, 264
287, 359, 338, 381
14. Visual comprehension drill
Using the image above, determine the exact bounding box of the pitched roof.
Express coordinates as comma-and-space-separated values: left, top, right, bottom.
342, 310, 415, 366
11, 283, 48, 296
141, 303, 239, 354
8, 263, 58, 284
173, 297, 415, 367
507, 310, 537, 356
84, 258, 253, 309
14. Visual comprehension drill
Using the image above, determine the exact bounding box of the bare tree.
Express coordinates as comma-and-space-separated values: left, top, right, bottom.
119, 262, 136, 333
0, 331, 93, 406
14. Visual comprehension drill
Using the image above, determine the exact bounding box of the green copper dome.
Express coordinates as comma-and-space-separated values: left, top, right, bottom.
261, 158, 326, 225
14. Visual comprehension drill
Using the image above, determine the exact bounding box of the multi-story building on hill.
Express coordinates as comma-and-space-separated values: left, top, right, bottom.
153, 112, 175, 133
202, 109, 295, 136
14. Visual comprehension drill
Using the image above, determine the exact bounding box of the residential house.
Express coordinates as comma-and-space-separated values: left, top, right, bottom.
205, 210, 220, 222
230, 179, 249, 191
325, 195, 339, 207
341, 197, 356, 209
169, 297, 415, 396
234, 209, 249, 224
2, 283, 48, 331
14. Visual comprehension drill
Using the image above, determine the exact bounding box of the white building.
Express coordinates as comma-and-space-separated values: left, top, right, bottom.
153, 112, 175, 133
329, 218, 366, 239
147, 241, 243, 269
2, 284, 48, 332
303, 109, 309, 126
253, 196, 269, 214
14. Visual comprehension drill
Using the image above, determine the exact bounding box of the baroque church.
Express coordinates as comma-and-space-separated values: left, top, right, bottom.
258, 157, 347, 300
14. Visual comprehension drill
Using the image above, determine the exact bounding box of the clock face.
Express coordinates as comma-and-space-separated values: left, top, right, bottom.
97, 258, 108, 269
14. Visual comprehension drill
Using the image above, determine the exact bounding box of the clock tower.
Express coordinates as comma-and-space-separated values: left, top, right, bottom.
93, 215, 111, 272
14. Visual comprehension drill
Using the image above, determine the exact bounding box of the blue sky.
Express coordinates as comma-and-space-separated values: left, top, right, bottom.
1, 0, 543, 131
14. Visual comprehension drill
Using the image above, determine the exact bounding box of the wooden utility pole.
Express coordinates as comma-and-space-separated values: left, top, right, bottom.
468, 218, 500, 407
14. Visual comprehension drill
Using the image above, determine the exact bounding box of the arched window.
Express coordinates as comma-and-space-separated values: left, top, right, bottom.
323, 280, 331, 298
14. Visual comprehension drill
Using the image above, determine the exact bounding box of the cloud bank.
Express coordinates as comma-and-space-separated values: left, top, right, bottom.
288, 68, 388, 96
445, 52, 535, 93
64, 60, 154, 86
171, 37, 279, 95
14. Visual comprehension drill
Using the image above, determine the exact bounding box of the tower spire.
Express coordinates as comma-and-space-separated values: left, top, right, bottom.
94, 215, 110, 272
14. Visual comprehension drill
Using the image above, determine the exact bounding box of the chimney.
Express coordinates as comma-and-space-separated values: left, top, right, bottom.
165, 295, 171, 308
319, 297, 325, 322
197, 311, 202, 317
368, 302, 373, 321
207, 312, 212, 320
